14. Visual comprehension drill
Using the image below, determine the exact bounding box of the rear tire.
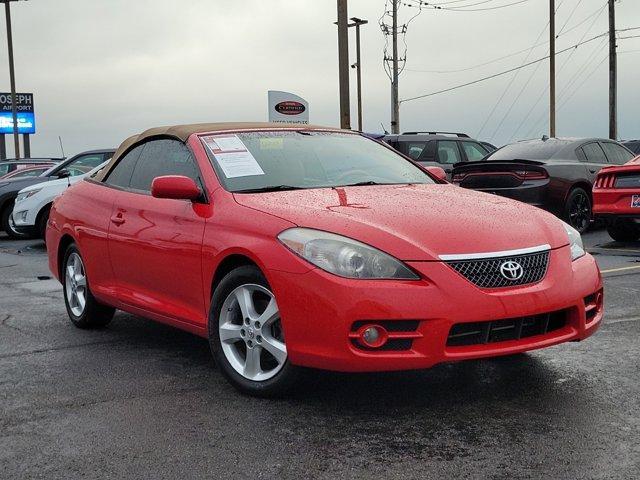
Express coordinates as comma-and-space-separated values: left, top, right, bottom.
1, 201, 28, 239
563, 188, 592, 234
607, 220, 640, 242
62, 243, 115, 329
208, 265, 299, 397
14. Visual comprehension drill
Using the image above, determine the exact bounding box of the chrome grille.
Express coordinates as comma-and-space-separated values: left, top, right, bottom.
445, 251, 550, 288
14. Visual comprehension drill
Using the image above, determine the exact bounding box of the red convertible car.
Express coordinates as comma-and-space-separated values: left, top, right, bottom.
47, 123, 603, 396
593, 155, 640, 241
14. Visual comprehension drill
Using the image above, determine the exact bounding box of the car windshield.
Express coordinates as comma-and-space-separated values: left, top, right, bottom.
200, 130, 434, 192
487, 139, 572, 161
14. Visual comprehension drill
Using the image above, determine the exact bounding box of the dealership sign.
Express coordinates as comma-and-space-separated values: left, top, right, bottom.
268, 91, 309, 124
0, 92, 36, 134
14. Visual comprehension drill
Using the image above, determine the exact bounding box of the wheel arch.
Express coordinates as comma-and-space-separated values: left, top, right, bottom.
57, 233, 76, 279
210, 253, 261, 301
565, 181, 593, 203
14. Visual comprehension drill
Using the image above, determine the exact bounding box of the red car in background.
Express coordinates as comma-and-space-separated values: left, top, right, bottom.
46, 123, 603, 397
593, 155, 640, 241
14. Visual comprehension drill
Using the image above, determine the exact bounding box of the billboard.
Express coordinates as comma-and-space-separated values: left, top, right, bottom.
268, 91, 309, 124
0, 92, 36, 134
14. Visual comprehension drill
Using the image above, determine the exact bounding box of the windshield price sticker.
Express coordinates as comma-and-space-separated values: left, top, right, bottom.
202, 135, 265, 178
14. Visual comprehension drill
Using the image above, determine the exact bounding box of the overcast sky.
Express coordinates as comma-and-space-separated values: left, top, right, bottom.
1, 0, 639, 157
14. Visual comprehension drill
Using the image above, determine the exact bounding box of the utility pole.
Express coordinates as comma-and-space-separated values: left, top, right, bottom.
608, 0, 617, 140
336, 0, 351, 129
3, 0, 20, 158
350, 17, 368, 131
391, 0, 400, 134
549, 0, 556, 138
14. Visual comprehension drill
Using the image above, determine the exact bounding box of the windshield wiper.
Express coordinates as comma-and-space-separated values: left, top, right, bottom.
336, 181, 401, 187
235, 185, 307, 193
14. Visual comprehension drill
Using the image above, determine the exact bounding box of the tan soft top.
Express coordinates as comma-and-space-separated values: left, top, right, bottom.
95, 122, 338, 182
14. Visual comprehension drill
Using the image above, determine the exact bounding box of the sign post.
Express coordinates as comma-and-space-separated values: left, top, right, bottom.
267, 91, 309, 124
0, 92, 35, 158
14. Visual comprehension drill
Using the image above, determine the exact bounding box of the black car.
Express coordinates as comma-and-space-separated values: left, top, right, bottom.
381, 131, 492, 178
0, 149, 115, 238
451, 137, 635, 233
622, 140, 640, 155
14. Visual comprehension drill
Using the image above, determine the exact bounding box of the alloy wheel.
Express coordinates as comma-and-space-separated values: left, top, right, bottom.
219, 284, 287, 382
65, 252, 87, 317
569, 192, 591, 232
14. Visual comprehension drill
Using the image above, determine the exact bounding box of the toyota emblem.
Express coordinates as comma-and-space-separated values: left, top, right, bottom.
499, 260, 524, 281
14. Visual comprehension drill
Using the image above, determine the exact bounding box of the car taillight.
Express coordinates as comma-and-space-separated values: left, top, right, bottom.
595, 173, 616, 188
452, 173, 466, 183
523, 169, 548, 180
512, 169, 548, 180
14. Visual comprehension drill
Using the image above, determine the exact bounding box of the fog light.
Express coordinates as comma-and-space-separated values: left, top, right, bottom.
357, 324, 388, 348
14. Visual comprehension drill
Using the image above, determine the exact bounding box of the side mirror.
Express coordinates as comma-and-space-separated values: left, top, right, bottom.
151, 175, 201, 201
57, 169, 71, 179
425, 166, 447, 182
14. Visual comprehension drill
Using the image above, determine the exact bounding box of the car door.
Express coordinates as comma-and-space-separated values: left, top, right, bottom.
106, 138, 207, 326
579, 142, 609, 183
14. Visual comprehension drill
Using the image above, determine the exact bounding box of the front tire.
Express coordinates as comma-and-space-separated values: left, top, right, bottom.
607, 220, 640, 242
62, 243, 115, 328
1, 202, 28, 239
208, 265, 299, 397
563, 188, 592, 233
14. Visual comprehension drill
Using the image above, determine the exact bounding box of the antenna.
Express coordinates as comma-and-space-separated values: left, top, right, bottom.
380, 122, 389, 135
58, 136, 65, 157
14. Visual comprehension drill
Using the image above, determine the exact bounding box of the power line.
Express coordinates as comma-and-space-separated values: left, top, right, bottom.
523, 38, 608, 138
477, 15, 551, 138
400, 32, 608, 103
403, 0, 531, 11
513, 1, 608, 139
405, 2, 607, 74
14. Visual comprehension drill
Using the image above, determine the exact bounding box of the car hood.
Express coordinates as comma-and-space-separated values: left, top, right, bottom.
18, 174, 82, 194
233, 184, 569, 261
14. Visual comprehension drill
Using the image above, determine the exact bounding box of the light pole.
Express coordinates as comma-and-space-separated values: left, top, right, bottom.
350, 17, 368, 131
2, 0, 25, 159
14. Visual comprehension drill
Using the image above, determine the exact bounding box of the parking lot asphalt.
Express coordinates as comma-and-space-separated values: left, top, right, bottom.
1, 229, 639, 479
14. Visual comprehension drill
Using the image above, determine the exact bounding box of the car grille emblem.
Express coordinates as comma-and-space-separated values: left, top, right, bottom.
499, 260, 524, 281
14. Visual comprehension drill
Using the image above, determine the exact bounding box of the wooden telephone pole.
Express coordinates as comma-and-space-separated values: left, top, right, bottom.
549, 0, 556, 138
608, 0, 617, 140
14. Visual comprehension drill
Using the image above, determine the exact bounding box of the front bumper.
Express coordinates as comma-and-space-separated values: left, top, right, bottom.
269, 247, 603, 372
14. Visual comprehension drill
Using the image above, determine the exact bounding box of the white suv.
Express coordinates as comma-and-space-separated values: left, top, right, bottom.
12, 161, 108, 239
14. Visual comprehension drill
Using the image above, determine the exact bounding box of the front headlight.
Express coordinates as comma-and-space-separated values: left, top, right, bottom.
562, 222, 585, 261
15, 188, 42, 203
278, 228, 419, 280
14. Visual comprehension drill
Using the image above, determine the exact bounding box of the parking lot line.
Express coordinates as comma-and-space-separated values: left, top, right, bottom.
592, 247, 640, 254
601, 265, 640, 274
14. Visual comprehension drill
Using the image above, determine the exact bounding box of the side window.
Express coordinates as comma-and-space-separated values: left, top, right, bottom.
0, 164, 9, 176
581, 142, 607, 163
436, 140, 463, 164
104, 144, 145, 188
461, 141, 488, 161
11, 168, 46, 178
602, 142, 634, 165
128, 139, 199, 193
67, 154, 106, 172
404, 142, 426, 160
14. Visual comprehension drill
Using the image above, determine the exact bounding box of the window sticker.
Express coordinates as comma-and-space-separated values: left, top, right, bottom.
202, 135, 265, 178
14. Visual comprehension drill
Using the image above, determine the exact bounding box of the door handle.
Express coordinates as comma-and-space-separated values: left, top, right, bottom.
110, 213, 125, 225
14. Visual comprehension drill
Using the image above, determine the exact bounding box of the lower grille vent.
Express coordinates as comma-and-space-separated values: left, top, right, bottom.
446, 310, 567, 347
